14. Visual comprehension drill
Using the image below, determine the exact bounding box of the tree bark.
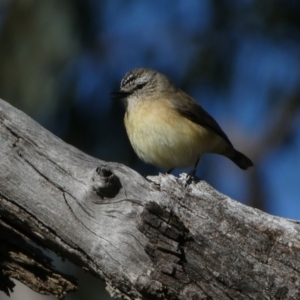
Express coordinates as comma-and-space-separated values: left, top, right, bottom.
0, 98, 299, 300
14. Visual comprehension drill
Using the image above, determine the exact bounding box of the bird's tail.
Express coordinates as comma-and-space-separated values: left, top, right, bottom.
226, 149, 253, 170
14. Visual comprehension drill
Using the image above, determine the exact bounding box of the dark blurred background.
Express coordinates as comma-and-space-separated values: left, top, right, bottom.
1, 1, 300, 299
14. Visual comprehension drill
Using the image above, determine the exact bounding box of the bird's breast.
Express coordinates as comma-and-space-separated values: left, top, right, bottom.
124, 98, 223, 169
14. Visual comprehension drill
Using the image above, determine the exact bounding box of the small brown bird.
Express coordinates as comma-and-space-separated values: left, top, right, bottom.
112, 68, 253, 176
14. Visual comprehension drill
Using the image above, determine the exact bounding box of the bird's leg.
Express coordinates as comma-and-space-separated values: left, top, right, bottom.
187, 157, 200, 183
167, 168, 174, 174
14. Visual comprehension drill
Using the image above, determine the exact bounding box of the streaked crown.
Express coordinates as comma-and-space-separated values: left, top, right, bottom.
120, 68, 157, 93
112, 68, 173, 102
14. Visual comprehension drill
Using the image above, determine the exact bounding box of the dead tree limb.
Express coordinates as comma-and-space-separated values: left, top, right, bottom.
0, 98, 299, 300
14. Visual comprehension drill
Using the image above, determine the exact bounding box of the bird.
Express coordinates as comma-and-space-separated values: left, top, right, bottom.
112, 68, 253, 177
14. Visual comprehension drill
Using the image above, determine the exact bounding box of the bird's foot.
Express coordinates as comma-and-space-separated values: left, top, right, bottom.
186, 168, 196, 186
167, 168, 174, 174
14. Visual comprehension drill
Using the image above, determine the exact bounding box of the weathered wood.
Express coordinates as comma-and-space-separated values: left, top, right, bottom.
0, 98, 299, 300
0, 222, 76, 299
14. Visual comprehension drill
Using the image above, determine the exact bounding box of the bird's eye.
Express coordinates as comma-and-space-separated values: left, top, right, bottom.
135, 82, 147, 90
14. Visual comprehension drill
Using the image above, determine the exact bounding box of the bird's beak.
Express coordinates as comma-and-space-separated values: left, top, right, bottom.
110, 90, 131, 100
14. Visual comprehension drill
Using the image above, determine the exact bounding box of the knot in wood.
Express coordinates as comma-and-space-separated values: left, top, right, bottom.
90, 166, 121, 199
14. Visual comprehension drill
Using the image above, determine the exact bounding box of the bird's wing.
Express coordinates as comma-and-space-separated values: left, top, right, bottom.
171, 90, 233, 147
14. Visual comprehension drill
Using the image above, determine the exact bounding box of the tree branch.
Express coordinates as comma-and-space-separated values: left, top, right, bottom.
0, 98, 299, 300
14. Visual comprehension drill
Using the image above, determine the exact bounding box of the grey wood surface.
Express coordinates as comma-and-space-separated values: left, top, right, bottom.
0, 98, 299, 300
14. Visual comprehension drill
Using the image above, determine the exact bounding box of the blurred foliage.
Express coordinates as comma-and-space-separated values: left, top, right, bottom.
0, 0, 79, 115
